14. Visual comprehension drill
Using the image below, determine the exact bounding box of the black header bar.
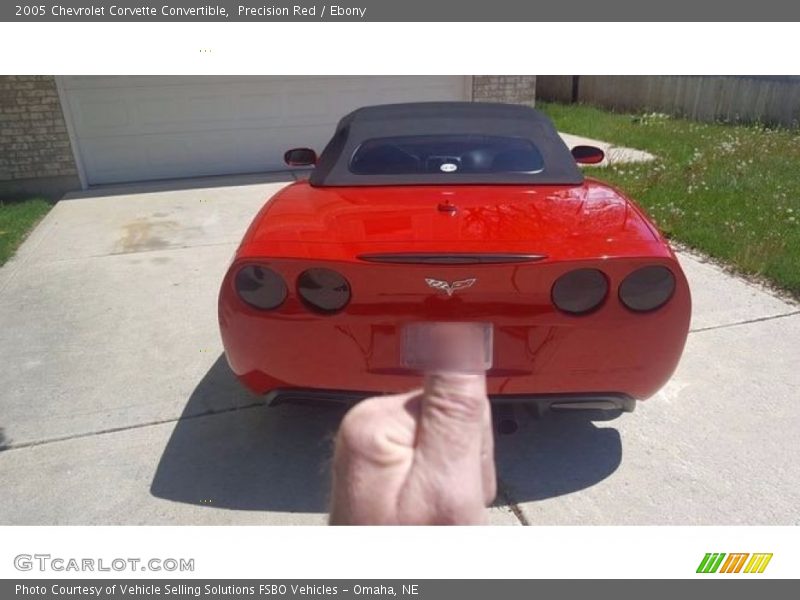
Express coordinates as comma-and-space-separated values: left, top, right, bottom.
3, 1, 800, 22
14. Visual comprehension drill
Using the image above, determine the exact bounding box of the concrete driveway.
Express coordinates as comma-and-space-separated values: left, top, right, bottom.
0, 175, 798, 525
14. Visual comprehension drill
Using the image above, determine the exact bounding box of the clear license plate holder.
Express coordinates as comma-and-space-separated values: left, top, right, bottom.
400, 321, 493, 373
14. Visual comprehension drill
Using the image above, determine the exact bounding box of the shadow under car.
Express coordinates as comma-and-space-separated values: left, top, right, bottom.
150, 355, 622, 514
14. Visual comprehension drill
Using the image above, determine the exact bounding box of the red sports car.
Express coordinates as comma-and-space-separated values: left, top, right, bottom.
218, 102, 691, 413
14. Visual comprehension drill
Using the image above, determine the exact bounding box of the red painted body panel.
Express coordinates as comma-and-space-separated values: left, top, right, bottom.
237, 179, 669, 262
219, 179, 691, 401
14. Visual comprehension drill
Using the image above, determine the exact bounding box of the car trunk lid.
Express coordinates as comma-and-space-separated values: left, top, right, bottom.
241, 180, 665, 262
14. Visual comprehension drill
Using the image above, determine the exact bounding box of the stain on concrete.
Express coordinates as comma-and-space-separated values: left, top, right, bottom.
151, 257, 171, 265
115, 218, 178, 254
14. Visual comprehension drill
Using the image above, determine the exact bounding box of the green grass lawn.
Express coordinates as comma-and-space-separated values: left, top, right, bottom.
539, 101, 800, 298
0, 198, 52, 266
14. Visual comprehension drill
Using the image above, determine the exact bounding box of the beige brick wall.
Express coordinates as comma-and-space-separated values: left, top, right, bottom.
0, 76, 78, 197
472, 75, 537, 106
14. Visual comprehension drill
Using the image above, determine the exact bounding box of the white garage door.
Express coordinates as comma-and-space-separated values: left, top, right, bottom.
57, 76, 470, 186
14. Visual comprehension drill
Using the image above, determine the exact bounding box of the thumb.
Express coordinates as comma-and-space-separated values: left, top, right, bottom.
415, 371, 488, 466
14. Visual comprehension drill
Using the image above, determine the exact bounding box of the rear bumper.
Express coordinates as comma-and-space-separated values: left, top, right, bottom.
266, 388, 636, 412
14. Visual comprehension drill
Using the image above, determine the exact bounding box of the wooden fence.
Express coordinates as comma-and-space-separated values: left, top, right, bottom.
536, 76, 800, 127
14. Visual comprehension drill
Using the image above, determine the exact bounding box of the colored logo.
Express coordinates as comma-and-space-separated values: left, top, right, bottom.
696, 553, 773, 574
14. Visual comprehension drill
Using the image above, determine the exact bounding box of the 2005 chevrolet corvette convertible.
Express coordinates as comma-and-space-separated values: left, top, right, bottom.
218, 102, 691, 412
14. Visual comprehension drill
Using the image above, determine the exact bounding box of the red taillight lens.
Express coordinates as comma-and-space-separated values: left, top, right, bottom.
619, 266, 675, 312
297, 268, 351, 313
235, 265, 287, 310
551, 268, 608, 315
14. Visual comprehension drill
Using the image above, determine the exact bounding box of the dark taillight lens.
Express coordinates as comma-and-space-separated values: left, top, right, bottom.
235, 265, 287, 310
551, 268, 608, 315
298, 268, 351, 313
619, 266, 675, 312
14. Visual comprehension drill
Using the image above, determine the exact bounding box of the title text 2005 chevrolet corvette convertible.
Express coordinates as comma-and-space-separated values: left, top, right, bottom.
218, 102, 690, 412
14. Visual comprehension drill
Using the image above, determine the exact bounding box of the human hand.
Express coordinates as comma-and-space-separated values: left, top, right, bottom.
329, 372, 496, 525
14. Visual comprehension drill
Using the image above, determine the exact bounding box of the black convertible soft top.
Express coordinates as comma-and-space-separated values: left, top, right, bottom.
309, 102, 583, 187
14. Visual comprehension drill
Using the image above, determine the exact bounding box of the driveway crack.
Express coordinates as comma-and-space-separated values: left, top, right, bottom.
0, 400, 268, 453
689, 310, 800, 334
496, 476, 530, 526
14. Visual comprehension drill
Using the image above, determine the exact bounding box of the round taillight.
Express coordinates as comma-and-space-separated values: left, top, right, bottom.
235, 265, 287, 310
619, 266, 675, 312
551, 268, 608, 315
297, 268, 351, 313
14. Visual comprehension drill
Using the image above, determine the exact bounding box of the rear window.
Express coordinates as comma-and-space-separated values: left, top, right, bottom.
349, 134, 545, 176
